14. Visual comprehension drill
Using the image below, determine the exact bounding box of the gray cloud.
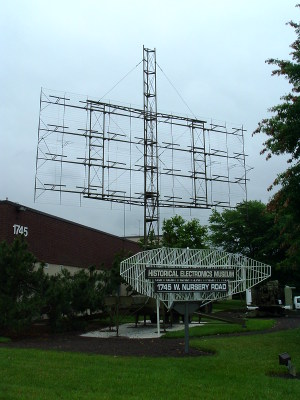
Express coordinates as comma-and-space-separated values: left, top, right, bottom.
0, 0, 297, 236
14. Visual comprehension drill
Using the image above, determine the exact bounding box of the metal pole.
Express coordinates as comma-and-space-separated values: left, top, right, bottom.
123, 196, 126, 238
156, 297, 160, 336
184, 303, 189, 354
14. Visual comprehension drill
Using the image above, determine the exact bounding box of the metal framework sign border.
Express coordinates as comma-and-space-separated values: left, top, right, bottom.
120, 247, 271, 309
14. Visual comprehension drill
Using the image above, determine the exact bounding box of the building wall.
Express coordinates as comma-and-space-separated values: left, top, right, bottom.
0, 200, 140, 269
38, 262, 83, 276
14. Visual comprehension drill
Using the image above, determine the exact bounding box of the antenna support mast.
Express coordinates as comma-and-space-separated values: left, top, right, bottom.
143, 47, 159, 247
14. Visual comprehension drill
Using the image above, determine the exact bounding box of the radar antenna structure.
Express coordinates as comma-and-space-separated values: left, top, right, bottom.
35, 47, 248, 246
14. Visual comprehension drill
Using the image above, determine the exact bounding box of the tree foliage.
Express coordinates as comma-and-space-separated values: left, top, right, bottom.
267, 164, 300, 284
0, 238, 122, 334
70, 267, 105, 314
209, 201, 282, 265
254, 18, 300, 162
161, 215, 208, 249
254, 10, 300, 275
43, 270, 74, 331
44, 267, 105, 331
137, 230, 160, 250
0, 237, 45, 333
102, 251, 132, 296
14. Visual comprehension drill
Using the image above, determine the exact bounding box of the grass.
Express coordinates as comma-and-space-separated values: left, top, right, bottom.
0, 327, 299, 399
163, 318, 275, 338
0, 337, 11, 343
212, 298, 246, 312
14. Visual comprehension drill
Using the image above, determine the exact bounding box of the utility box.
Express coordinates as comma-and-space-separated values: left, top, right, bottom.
284, 286, 295, 309
294, 296, 300, 310
279, 352, 291, 366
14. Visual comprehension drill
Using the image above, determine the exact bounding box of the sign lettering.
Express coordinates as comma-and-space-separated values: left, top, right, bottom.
145, 267, 235, 280
13, 224, 28, 237
154, 281, 228, 293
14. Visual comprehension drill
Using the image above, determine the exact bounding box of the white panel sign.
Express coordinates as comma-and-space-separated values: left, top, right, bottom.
120, 248, 272, 309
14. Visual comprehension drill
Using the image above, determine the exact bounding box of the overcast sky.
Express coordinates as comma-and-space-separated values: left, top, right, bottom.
0, 0, 298, 237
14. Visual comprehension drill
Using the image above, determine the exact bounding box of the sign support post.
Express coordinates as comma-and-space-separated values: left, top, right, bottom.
156, 297, 160, 336
184, 303, 189, 354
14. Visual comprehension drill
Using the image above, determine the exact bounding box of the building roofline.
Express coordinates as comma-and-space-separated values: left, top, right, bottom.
0, 199, 136, 244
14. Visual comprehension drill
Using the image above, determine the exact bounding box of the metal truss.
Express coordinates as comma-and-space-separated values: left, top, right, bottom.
35, 90, 247, 208
120, 248, 271, 309
143, 47, 159, 245
35, 48, 248, 245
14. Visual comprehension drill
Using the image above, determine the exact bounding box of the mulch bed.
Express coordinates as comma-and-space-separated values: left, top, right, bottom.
1, 316, 299, 358
1, 335, 211, 357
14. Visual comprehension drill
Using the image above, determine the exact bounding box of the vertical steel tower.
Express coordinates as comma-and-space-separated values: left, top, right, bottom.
143, 47, 159, 247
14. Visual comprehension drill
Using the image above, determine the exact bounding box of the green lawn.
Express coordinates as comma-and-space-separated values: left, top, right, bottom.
163, 318, 275, 338
212, 299, 246, 312
0, 328, 299, 399
0, 337, 11, 343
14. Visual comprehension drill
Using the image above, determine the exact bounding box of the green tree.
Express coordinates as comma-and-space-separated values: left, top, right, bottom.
209, 201, 282, 265
102, 251, 131, 296
161, 215, 208, 249
0, 238, 45, 333
43, 270, 73, 332
254, 10, 300, 282
71, 266, 105, 314
138, 229, 160, 249
44, 267, 106, 332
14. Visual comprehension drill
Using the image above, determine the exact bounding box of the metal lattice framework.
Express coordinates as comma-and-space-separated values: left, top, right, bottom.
143, 47, 159, 243
34, 93, 247, 208
120, 248, 271, 309
35, 48, 248, 244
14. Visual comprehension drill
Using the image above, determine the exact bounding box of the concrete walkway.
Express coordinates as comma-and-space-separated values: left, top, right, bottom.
81, 320, 205, 339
